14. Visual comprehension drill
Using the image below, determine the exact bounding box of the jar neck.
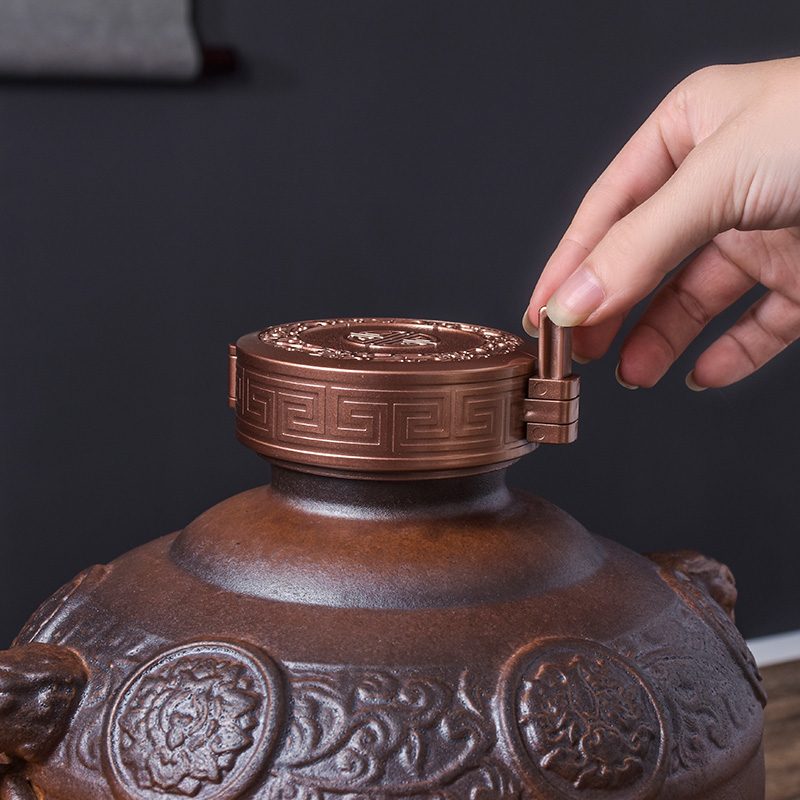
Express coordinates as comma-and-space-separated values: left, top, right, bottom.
269, 464, 513, 520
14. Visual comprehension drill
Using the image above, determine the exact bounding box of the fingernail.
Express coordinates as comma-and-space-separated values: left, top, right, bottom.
685, 371, 707, 392
573, 353, 591, 364
615, 362, 639, 390
546, 268, 605, 327
521, 310, 539, 338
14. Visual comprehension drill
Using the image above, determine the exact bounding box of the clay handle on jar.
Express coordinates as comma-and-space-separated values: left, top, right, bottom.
645, 549, 738, 622
0, 643, 87, 763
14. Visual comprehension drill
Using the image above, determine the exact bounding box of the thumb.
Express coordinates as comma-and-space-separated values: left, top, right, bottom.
545, 130, 742, 327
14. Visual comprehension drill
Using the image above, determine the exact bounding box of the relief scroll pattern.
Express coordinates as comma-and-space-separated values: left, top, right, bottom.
7, 569, 762, 800
611, 566, 766, 782
262, 667, 496, 798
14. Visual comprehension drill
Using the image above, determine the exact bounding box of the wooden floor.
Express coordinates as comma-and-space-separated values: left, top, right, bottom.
763, 659, 800, 800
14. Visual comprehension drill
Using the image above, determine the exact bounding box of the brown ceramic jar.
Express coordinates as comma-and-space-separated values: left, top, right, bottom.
0, 318, 764, 800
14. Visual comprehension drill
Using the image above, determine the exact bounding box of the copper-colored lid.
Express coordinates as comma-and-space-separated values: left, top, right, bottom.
229, 318, 542, 477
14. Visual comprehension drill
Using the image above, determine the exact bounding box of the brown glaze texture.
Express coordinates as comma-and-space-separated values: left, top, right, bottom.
0, 318, 764, 800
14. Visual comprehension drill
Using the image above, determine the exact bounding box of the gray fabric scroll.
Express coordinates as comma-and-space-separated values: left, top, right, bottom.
0, 0, 201, 80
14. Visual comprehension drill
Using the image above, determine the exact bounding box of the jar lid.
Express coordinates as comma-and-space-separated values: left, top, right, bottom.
229, 317, 577, 477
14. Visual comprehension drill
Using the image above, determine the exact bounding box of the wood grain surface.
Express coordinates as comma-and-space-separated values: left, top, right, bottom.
763, 660, 800, 800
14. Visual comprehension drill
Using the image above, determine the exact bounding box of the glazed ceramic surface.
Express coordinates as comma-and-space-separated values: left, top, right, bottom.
0, 319, 765, 800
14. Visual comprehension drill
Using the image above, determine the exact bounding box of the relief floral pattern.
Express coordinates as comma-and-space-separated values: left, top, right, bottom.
117, 656, 261, 796
517, 653, 659, 791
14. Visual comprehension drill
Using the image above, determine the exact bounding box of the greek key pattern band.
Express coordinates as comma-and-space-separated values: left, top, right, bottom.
235, 366, 532, 469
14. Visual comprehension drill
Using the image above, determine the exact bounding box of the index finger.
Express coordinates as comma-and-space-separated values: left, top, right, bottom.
527, 89, 695, 324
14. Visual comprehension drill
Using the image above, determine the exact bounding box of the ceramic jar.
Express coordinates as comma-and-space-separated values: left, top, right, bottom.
0, 318, 765, 800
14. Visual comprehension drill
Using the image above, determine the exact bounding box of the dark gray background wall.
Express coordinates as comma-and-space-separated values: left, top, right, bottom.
2, 1, 799, 647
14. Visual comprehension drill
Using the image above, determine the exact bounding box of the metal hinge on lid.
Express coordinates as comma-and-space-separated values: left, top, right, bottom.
228, 344, 238, 408
523, 307, 580, 444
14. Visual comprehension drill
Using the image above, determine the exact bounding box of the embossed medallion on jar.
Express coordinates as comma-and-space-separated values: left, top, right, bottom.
500, 640, 667, 800
103, 641, 283, 800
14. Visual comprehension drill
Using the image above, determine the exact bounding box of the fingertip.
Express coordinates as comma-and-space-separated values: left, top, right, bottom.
615, 362, 640, 390
685, 370, 707, 392
521, 309, 539, 338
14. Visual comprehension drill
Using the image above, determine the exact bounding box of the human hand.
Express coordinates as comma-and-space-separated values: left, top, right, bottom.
526, 57, 800, 390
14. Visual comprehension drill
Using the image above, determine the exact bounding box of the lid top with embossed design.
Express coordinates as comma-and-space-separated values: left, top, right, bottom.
229, 318, 577, 476
239, 318, 534, 377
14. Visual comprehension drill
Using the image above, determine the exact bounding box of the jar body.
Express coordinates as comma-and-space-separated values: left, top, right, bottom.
10, 468, 764, 800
